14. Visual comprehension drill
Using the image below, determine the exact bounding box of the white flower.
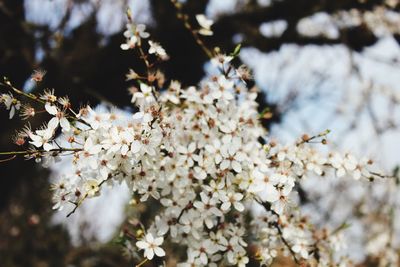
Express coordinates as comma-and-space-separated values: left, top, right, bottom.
101, 127, 135, 156
263, 173, 294, 214
1, 93, 21, 119
28, 127, 55, 151
205, 139, 223, 164
203, 180, 225, 199
232, 252, 249, 267
292, 238, 310, 259
161, 80, 181, 104
210, 76, 235, 102
80, 106, 103, 130
40, 89, 57, 103
136, 233, 165, 260
193, 153, 209, 180
84, 179, 100, 198
51, 190, 70, 211
351, 157, 371, 180
220, 137, 246, 173
196, 14, 214, 36
330, 153, 357, 178
132, 83, 155, 106
211, 54, 234, 67
132, 24, 150, 39
220, 191, 244, 212
148, 41, 167, 58
194, 192, 223, 229
84, 137, 102, 155
188, 239, 218, 265
121, 24, 150, 50
177, 142, 197, 167
306, 151, 326, 175
132, 111, 153, 124
121, 36, 139, 50
45, 102, 70, 131
179, 210, 203, 239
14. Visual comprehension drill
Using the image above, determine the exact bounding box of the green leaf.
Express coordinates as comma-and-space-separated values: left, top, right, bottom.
259, 106, 272, 119
230, 43, 242, 57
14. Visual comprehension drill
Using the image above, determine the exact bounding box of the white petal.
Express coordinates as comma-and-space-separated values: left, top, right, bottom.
9, 107, 15, 119
221, 202, 231, 211
131, 140, 142, 154
121, 144, 129, 155
196, 14, 213, 29
120, 43, 130, 50
205, 144, 215, 153
199, 28, 213, 36
200, 252, 208, 264
234, 202, 244, 212
264, 185, 280, 202
43, 142, 54, 151
154, 247, 165, 257
60, 117, 70, 131
232, 161, 242, 173
215, 154, 222, 164
143, 113, 153, 123
136, 241, 149, 249
45, 103, 58, 115
132, 111, 144, 121
48, 117, 59, 130
211, 207, 223, 217
154, 236, 164, 246
222, 135, 232, 144
177, 146, 187, 154
145, 249, 154, 260
273, 201, 285, 214
234, 152, 246, 162
220, 160, 229, 170
188, 142, 196, 152
30, 140, 42, 148
146, 233, 154, 243
90, 145, 102, 155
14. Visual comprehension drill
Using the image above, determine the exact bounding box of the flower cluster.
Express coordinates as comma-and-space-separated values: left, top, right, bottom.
0, 14, 392, 267
120, 9, 168, 61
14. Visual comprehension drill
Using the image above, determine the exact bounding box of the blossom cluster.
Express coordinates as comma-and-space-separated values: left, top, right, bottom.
0, 15, 391, 267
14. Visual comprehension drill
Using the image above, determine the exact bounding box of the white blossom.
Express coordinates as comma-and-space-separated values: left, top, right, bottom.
136, 233, 165, 260
196, 14, 214, 36
148, 41, 167, 58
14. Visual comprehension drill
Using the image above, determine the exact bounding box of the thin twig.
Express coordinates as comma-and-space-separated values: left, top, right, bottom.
136, 258, 148, 267
0, 155, 17, 163
170, 0, 213, 59
137, 44, 151, 71
0, 148, 82, 156
66, 193, 88, 217
256, 199, 300, 265
0, 79, 45, 105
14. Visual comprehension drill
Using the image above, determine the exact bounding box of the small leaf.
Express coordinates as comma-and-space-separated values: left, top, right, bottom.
259, 107, 272, 119
230, 43, 242, 57
126, 8, 132, 20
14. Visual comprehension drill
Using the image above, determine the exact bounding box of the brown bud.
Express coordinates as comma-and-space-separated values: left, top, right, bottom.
14, 137, 25, 146
302, 134, 310, 142
28, 214, 40, 225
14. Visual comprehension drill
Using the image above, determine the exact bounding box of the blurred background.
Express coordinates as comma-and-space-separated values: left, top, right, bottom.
1, 0, 400, 266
